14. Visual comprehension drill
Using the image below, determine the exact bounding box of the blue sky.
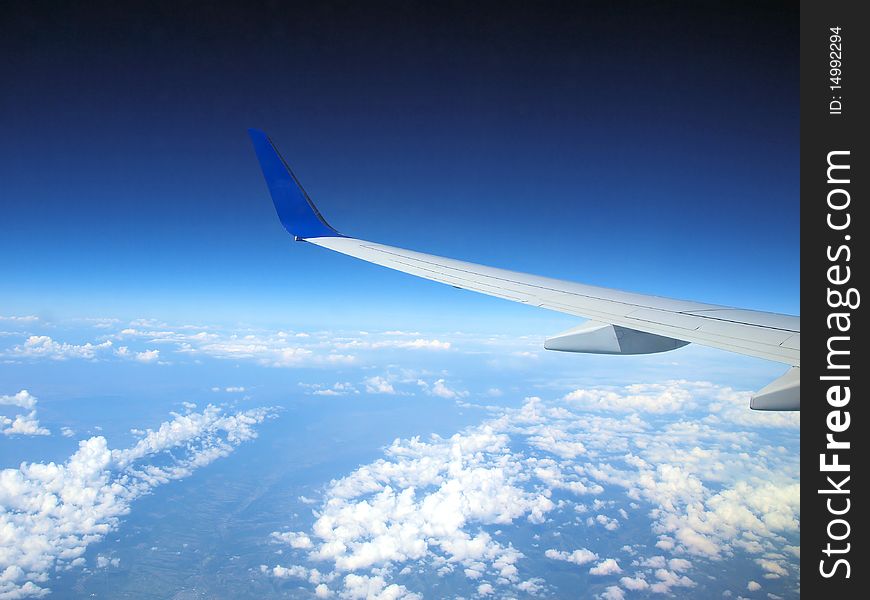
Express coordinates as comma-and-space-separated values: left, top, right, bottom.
1, 2, 799, 599
0, 1, 798, 329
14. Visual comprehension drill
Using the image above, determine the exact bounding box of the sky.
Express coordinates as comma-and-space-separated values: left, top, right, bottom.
1, 0, 798, 329
1, 2, 799, 599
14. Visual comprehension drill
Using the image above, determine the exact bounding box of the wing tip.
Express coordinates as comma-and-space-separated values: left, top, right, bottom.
248, 129, 342, 240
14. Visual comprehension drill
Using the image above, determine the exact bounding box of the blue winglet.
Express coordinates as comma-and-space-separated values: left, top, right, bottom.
248, 129, 343, 240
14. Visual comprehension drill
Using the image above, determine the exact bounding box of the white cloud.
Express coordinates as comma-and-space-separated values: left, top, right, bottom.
1, 390, 49, 437
112, 325, 458, 370
599, 586, 625, 600
544, 548, 598, 566
591, 514, 619, 531
95, 555, 119, 569
135, 349, 160, 363
668, 558, 692, 572
0, 404, 272, 598
416, 378, 468, 400
589, 558, 622, 576
527, 426, 587, 459
364, 376, 395, 395
635, 556, 667, 569
620, 575, 649, 590
115, 327, 326, 368
271, 564, 309, 579
79, 317, 120, 329
564, 381, 697, 414
8, 336, 114, 361
264, 380, 800, 598
272, 531, 313, 549
341, 574, 420, 600
748, 580, 761, 591
360, 339, 451, 351
515, 578, 544, 594
270, 424, 553, 597
755, 558, 789, 577
431, 379, 467, 399
649, 568, 695, 593
1, 411, 50, 437
305, 382, 358, 397
0, 390, 38, 409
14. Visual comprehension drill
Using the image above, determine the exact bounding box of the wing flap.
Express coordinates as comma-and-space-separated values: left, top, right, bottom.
624, 309, 702, 331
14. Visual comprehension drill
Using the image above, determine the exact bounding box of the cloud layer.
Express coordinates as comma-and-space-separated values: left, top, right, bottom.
266, 381, 799, 598
0, 404, 272, 599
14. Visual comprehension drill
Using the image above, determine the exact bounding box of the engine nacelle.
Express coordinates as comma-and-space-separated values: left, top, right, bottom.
544, 321, 689, 355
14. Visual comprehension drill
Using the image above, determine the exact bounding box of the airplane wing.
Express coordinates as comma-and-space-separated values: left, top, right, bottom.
248, 129, 800, 411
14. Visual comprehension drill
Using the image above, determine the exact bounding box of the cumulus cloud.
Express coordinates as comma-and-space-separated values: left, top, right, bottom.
563, 381, 697, 414
544, 548, 598, 566
648, 568, 695, 593
364, 376, 396, 395
269, 424, 555, 597
589, 558, 622, 576
0, 390, 38, 409
8, 336, 114, 361
1, 390, 49, 437
114, 346, 160, 364
430, 379, 467, 399
342, 574, 420, 600
134, 349, 160, 363
416, 378, 468, 400
1, 411, 50, 437
0, 404, 272, 598
263, 379, 799, 598
95, 555, 120, 569
272, 531, 313, 549
599, 586, 625, 600
590, 514, 619, 531
619, 575, 649, 590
